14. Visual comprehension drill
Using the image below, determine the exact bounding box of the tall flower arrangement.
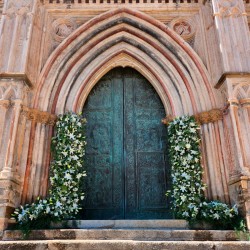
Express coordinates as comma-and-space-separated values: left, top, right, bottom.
167, 115, 205, 220
12, 113, 87, 229
167, 115, 238, 227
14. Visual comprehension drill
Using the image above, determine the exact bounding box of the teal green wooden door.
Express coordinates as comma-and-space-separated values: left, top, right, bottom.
82, 67, 171, 219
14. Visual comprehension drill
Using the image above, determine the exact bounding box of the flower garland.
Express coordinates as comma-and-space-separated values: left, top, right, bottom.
12, 113, 87, 228
167, 115, 238, 227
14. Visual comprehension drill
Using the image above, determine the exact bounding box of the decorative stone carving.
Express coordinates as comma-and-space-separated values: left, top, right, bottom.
0, 81, 28, 101
169, 18, 195, 42
0, 100, 11, 109
4, 0, 32, 18
52, 17, 77, 43
233, 83, 250, 100
162, 109, 224, 126
194, 109, 223, 125
161, 114, 174, 125
215, 0, 246, 18
21, 106, 57, 126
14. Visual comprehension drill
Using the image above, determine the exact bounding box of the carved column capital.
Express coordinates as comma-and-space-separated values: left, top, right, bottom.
21, 106, 57, 126
194, 109, 223, 125
239, 98, 250, 108
0, 100, 11, 109
162, 108, 224, 126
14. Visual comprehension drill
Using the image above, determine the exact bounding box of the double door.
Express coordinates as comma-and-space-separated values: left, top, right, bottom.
82, 67, 171, 219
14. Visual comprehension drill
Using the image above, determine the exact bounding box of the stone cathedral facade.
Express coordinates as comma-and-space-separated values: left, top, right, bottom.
0, 0, 250, 230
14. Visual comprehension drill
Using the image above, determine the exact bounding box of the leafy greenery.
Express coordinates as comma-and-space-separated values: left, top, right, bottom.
167, 115, 239, 229
12, 113, 87, 233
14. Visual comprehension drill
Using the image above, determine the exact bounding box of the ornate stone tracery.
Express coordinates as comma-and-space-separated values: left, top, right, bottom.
214, 0, 247, 17
5, 0, 32, 18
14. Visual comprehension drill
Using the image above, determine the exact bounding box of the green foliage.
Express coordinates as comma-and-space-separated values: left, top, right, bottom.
234, 219, 250, 240
167, 115, 239, 229
12, 112, 87, 234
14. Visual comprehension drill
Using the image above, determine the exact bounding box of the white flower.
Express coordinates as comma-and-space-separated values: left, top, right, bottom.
65, 173, 72, 180
72, 155, 79, 161
37, 203, 43, 210
56, 201, 62, 207
185, 144, 191, 149
213, 213, 220, 220
76, 173, 82, 179
175, 146, 180, 151
69, 133, 75, 140
181, 173, 190, 180
190, 128, 196, 133
46, 206, 50, 213
180, 186, 186, 192
62, 151, 68, 157
29, 214, 35, 220
18, 214, 24, 221
180, 195, 186, 202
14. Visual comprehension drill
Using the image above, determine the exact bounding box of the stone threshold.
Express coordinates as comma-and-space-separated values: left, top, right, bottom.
51, 219, 188, 229
0, 240, 250, 250
2, 229, 242, 241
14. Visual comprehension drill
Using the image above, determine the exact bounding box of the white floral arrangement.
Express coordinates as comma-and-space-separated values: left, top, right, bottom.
167, 115, 206, 220
12, 113, 87, 228
200, 201, 238, 222
167, 115, 238, 226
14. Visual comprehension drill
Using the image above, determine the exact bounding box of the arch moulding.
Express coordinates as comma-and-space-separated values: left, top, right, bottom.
22, 7, 225, 203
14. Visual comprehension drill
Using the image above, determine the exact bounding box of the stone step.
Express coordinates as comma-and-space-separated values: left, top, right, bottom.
2, 229, 240, 241
0, 240, 250, 250
52, 219, 188, 229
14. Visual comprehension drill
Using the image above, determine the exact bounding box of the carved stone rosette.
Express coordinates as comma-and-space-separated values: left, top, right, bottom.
52, 17, 77, 43
169, 17, 196, 42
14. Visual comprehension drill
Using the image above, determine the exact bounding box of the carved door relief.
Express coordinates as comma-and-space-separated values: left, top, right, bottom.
82, 67, 171, 219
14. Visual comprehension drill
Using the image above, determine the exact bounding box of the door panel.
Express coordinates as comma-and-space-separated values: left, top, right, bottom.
82, 67, 171, 219
82, 73, 124, 219
123, 69, 170, 219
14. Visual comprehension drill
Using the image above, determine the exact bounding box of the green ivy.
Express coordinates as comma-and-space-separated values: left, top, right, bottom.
12, 113, 87, 232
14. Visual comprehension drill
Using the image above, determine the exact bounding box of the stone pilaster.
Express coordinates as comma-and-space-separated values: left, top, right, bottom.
0, 78, 30, 230
211, 0, 250, 228
0, 0, 43, 84
217, 74, 250, 229
211, 0, 250, 73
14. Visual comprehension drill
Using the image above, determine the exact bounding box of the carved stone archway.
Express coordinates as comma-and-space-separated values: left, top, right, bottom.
22, 8, 229, 206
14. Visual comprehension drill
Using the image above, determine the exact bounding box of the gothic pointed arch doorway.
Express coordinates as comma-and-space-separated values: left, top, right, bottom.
82, 67, 171, 219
